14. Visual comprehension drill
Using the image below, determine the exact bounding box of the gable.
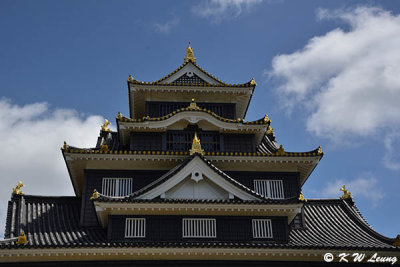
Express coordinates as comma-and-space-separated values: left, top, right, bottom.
160, 62, 221, 85
135, 156, 260, 201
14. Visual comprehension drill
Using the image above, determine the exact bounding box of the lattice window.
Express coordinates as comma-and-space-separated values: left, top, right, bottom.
182, 218, 216, 238
125, 218, 146, 238
254, 180, 284, 199
252, 219, 273, 238
102, 178, 133, 197
175, 73, 207, 84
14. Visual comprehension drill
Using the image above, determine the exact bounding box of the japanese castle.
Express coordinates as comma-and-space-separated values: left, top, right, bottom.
1, 43, 399, 266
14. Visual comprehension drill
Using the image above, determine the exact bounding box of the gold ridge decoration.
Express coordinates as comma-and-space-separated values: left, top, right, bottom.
101, 119, 111, 132
90, 189, 100, 200
189, 98, 200, 110
250, 77, 257, 86
189, 132, 205, 156
266, 125, 274, 135
263, 114, 270, 123
275, 145, 285, 156
184, 42, 196, 63
12, 181, 24, 195
340, 185, 351, 199
299, 191, 307, 202
317, 146, 323, 155
100, 140, 109, 153
16, 231, 28, 245
394, 235, 400, 246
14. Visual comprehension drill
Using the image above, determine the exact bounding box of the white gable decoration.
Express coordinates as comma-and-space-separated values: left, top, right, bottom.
160, 62, 221, 85
136, 156, 260, 201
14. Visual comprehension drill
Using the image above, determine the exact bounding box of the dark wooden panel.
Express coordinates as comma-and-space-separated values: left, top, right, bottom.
223, 134, 255, 153
130, 132, 163, 151
109, 215, 288, 242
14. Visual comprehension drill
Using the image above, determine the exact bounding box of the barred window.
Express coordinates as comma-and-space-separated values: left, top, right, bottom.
102, 178, 133, 197
254, 180, 284, 199
182, 218, 216, 238
252, 219, 273, 238
125, 218, 146, 238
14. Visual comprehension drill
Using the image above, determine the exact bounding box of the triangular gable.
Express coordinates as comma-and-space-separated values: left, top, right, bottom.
159, 62, 222, 85
135, 155, 261, 201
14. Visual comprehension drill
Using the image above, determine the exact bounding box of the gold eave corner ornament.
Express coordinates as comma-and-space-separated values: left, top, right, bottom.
16, 231, 28, 245
90, 189, 100, 200
116, 112, 123, 120
266, 125, 274, 135
127, 74, 134, 83
263, 114, 270, 123
340, 185, 352, 199
317, 146, 323, 156
12, 181, 24, 195
275, 145, 285, 156
299, 191, 307, 202
190, 132, 205, 156
250, 77, 257, 86
101, 119, 111, 132
394, 235, 400, 246
184, 42, 196, 63
100, 140, 109, 153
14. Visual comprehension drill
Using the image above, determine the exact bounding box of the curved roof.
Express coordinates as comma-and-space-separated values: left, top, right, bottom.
2, 195, 397, 251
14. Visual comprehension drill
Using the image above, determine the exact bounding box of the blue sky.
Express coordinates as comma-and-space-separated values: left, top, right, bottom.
0, 0, 399, 238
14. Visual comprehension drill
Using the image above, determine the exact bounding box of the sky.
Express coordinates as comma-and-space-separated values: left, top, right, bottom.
0, 0, 399, 238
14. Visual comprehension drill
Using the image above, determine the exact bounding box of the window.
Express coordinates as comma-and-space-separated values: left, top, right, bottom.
182, 218, 216, 238
125, 218, 146, 238
102, 178, 133, 197
252, 219, 273, 238
254, 180, 284, 199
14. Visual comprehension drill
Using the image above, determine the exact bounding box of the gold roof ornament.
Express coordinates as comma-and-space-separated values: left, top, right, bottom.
317, 146, 323, 155
101, 119, 111, 132
250, 77, 257, 86
127, 74, 134, 82
63, 141, 68, 150
16, 231, 28, 245
12, 181, 24, 195
189, 132, 205, 156
100, 140, 109, 153
189, 98, 200, 110
90, 189, 100, 200
266, 125, 274, 135
264, 114, 270, 123
340, 185, 351, 199
394, 235, 400, 246
276, 145, 285, 156
116, 112, 123, 120
299, 191, 307, 202
184, 42, 196, 63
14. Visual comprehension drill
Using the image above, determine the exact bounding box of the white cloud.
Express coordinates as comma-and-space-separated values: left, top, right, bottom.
154, 15, 180, 33
383, 132, 400, 171
269, 7, 400, 140
193, 0, 263, 23
0, 99, 104, 237
319, 173, 384, 207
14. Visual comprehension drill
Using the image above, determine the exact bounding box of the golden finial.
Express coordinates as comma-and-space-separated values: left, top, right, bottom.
101, 119, 111, 132
263, 114, 270, 123
184, 42, 196, 63
116, 112, 122, 120
16, 231, 28, 245
276, 145, 285, 156
299, 191, 307, 202
189, 98, 199, 109
128, 74, 134, 82
63, 141, 68, 150
340, 185, 351, 199
90, 189, 100, 200
250, 78, 257, 86
317, 146, 323, 155
100, 140, 109, 152
394, 235, 400, 246
189, 132, 204, 156
266, 126, 274, 135
12, 181, 24, 195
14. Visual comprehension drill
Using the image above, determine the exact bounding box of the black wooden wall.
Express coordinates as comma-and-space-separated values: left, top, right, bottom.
108, 215, 288, 242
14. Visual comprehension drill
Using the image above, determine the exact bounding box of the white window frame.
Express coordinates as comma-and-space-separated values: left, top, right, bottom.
182, 218, 216, 238
102, 178, 133, 197
252, 219, 273, 238
253, 180, 284, 199
125, 218, 146, 238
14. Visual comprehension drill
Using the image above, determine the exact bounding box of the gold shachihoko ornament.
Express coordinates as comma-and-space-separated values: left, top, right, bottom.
340, 185, 351, 199
189, 132, 204, 156
12, 181, 24, 195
